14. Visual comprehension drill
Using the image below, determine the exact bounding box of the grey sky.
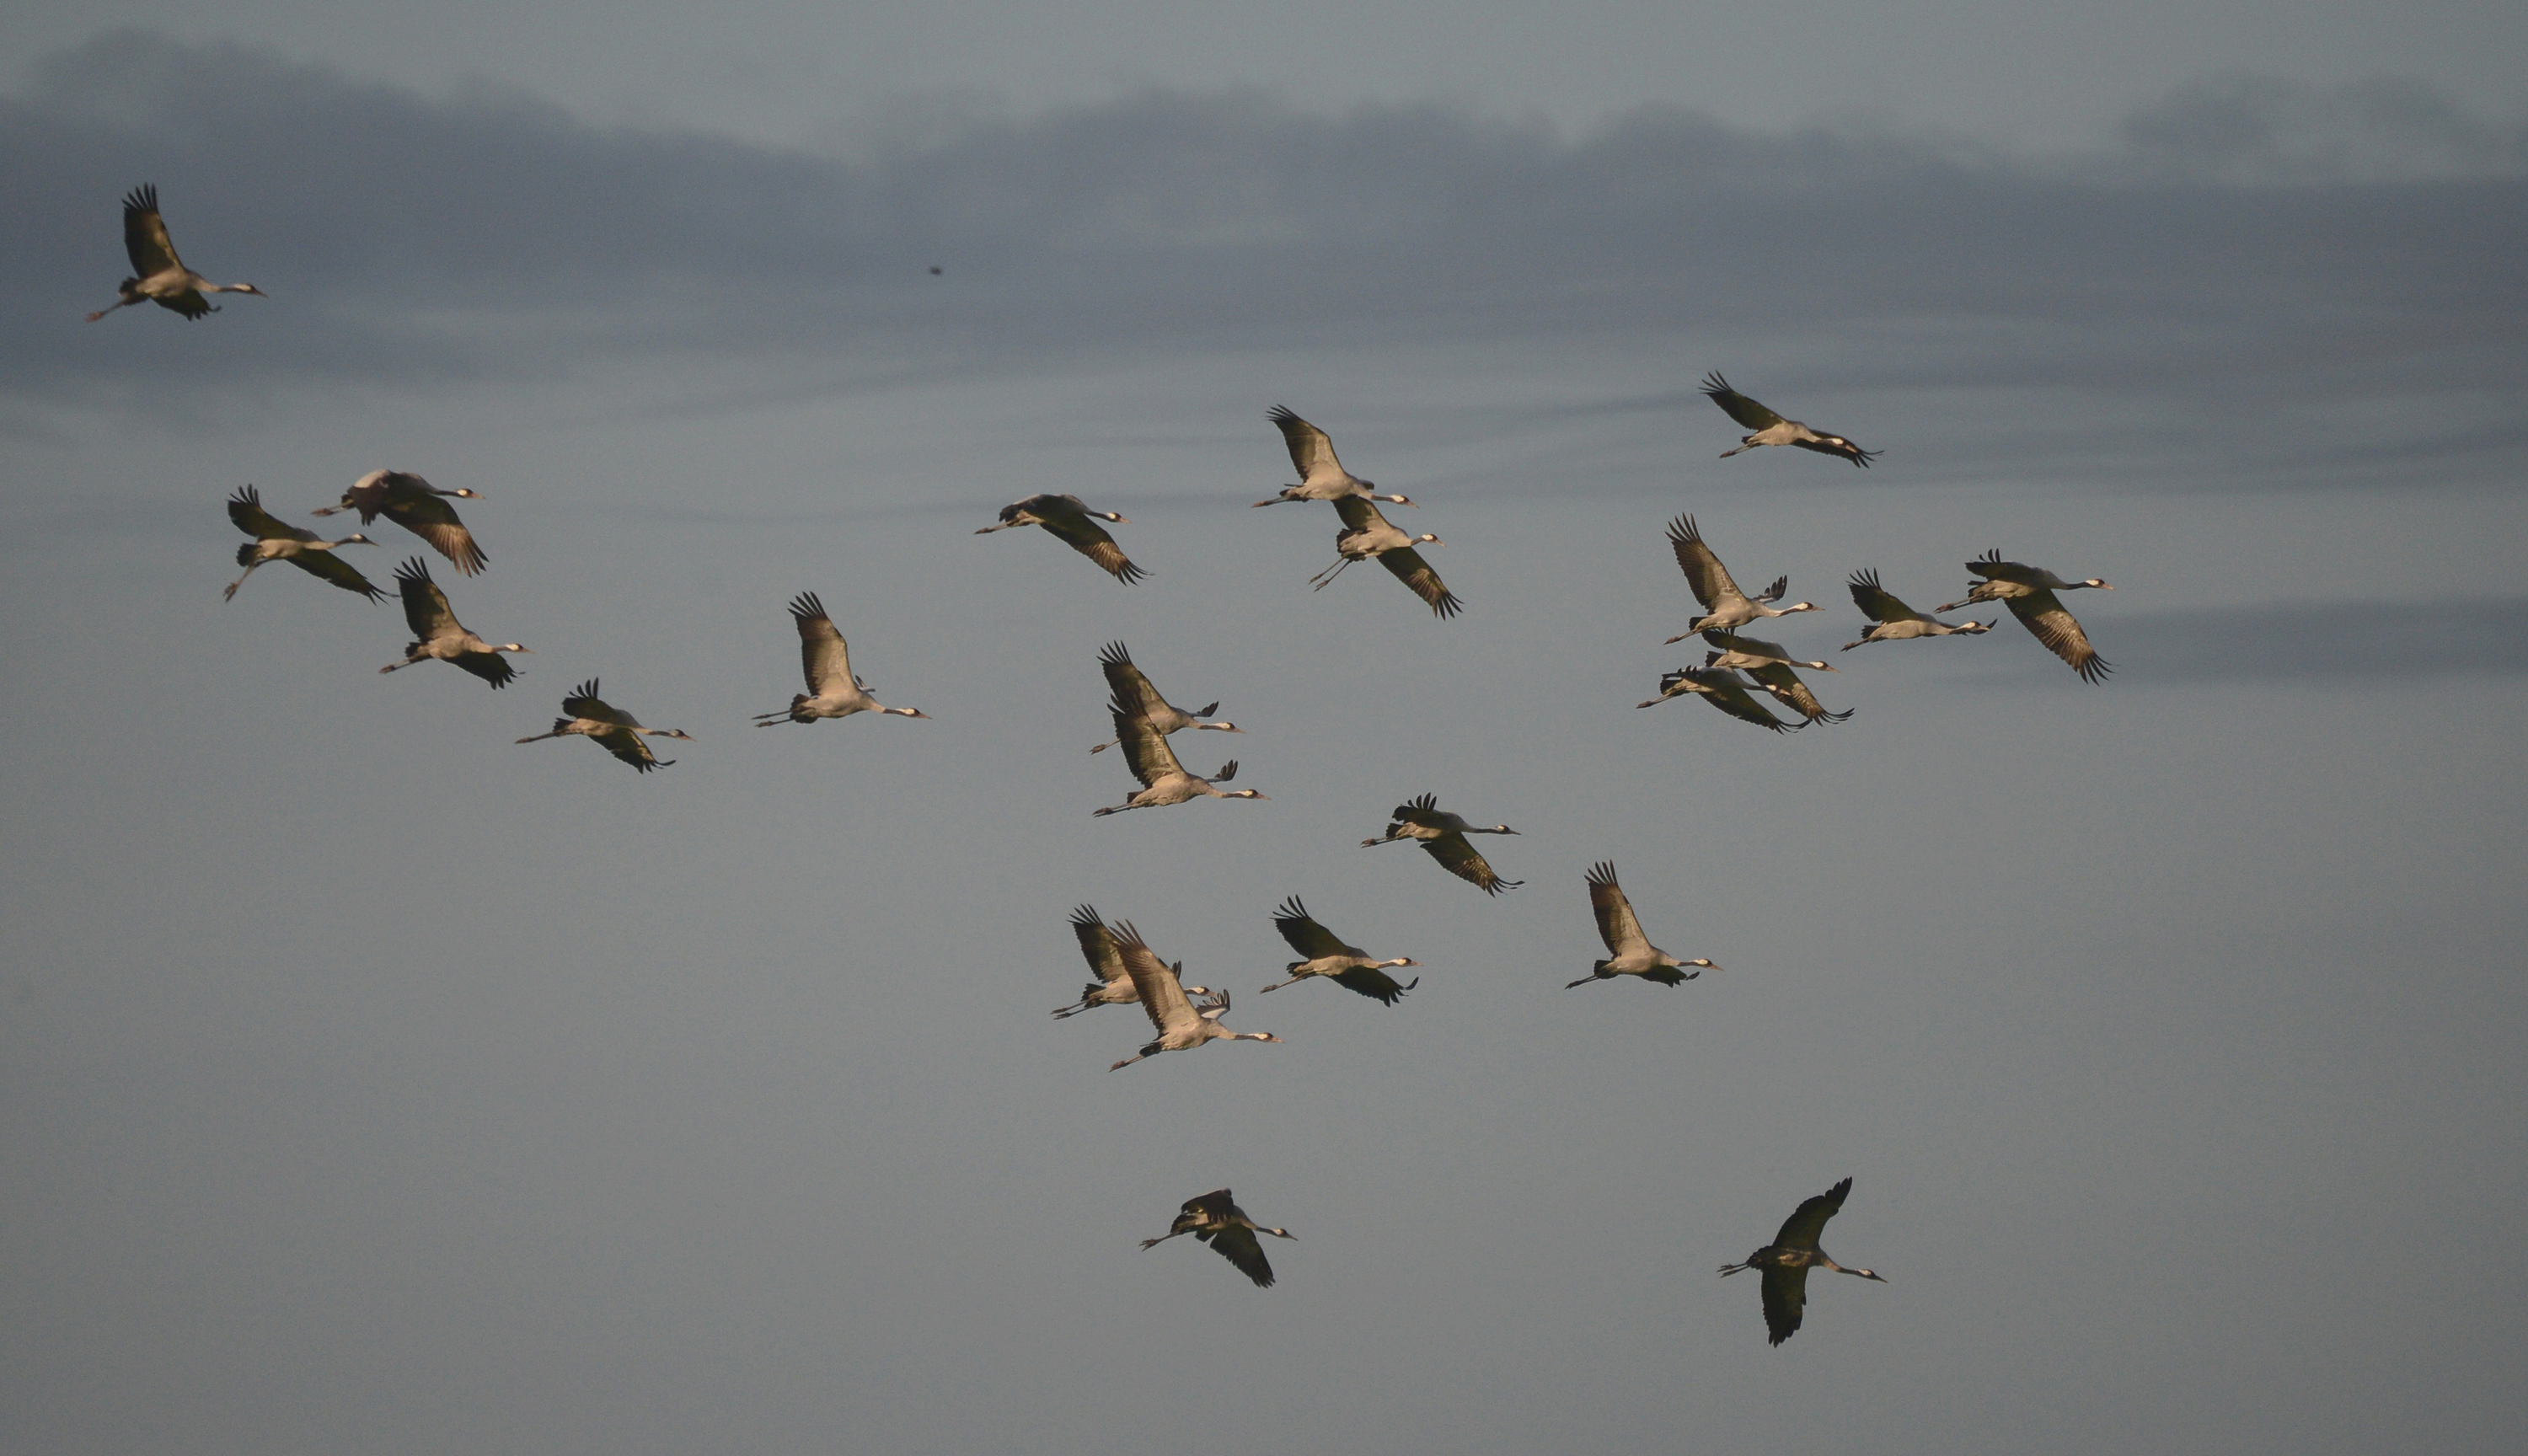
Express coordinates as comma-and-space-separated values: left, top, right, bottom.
4, 17, 2526, 1456
7, 0, 2526, 153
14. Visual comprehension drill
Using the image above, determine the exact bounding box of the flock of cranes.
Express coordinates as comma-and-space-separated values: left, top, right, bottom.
118, 178, 2129, 1347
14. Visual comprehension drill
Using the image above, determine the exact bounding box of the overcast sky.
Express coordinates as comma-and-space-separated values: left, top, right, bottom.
3, 10, 2525, 1456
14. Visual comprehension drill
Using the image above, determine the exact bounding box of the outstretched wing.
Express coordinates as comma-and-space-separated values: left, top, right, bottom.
1269, 405, 1344, 487
560, 678, 643, 729
376, 474, 485, 575
1664, 667, 1802, 733
121, 185, 183, 278
1036, 504, 1146, 583
2006, 591, 2113, 682
1069, 906, 1128, 987
1965, 549, 2027, 584
290, 550, 388, 602
1330, 966, 1416, 1005
1113, 921, 1197, 1036
1773, 1177, 1853, 1252
1759, 1264, 1810, 1346
1745, 663, 1851, 724
1585, 861, 1647, 956
228, 485, 313, 543
1702, 630, 1797, 666
394, 557, 458, 639
1110, 697, 1187, 789
1378, 547, 1461, 618
1665, 515, 1746, 610
1205, 1224, 1277, 1287
1422, 833, 1520, 895
1270, 897, 1353, 960
594, 725, 668, 772
790, 592, 854, 695
1098, 641, 1170, 720
1847, 568, 1920, 624
1701, 372, 1783, 431
1331, 493, 1390, 536
1181, 1189, 1238, 1222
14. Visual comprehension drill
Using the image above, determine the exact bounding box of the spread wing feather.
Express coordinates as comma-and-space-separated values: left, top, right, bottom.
1379, 547, 1461, 618
1666, 515, 1746, 609
1701, 372, 1784, 431
1585, 862, 1647, 956
227, 485, 313, 543
1269, 405, 1343, 485
1113, 922, 1197, 1036
2007, 592, 2112, 682
1270, 897, 1355, 961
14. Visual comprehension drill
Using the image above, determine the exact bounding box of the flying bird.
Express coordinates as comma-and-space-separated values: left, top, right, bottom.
86, 185, 265, 322
1106, 923, 1281, 1070
378, 557, 528, 686
1699, 372, 1879, 466
311, 470, 487, 576
1663, 516, 1818, 640
1140, 1189, 1295, 1287
1568, 861, 1716, 987
1311, 495, 1462, 618
1052, 906, 1209, 1018
514, 678, 694, 772
1093, 697, 1267, 816
1841, 569, 1990, 650
753, 592, 929, 725
975, 494, 1146, 583
1936, 550, 2113, 682
222, 485, 384, 602
1701, 631, 1850, 725
1257, 897, 1421, 1004
1254, 406, 1416, 507
1718, 1177, 1888, 1346
1362, 793, 1522, 896
1635, 665, 1804, 734
1088, 641, 1237, 752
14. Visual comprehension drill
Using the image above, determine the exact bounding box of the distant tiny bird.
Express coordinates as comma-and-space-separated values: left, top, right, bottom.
1936, 550, 2113, 682
222, 485, 383, 602
87, 185, 265, 322
514, 678, 694, 772
1106, 923, 1282, 1070
1052, 906, 1209, 1019
312, 471, 487, 576
378, 557, 528, 687
1140, 1189, 1295, 1287
1663, 516, 1818, 640
1257, 897, 1421, 1004
753, 592, 929, 725
1568, 861, 1716, 987
1635, 665, 1804, 734
1255, 407, 1416, 508
1699, 372, 1879, 466
1841, 569, 1990, 650
1363, 793, 1522, 895
929, 265, 943, 275
975, 493, 1147, 583
1311, 495, 1462, 618
1719, 1177, 1887, 1346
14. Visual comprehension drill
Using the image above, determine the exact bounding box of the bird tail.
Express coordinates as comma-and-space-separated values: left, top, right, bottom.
234, 543, 259, 566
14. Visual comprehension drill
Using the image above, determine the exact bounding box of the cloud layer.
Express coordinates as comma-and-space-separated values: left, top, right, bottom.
8, 31, 2523, 413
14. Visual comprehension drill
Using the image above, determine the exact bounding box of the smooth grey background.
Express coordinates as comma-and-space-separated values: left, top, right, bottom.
3, 9, 2525, 1454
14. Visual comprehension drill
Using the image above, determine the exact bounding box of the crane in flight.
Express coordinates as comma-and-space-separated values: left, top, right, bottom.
1719, 1177, 1888, 1346
86, 185, 265, 322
